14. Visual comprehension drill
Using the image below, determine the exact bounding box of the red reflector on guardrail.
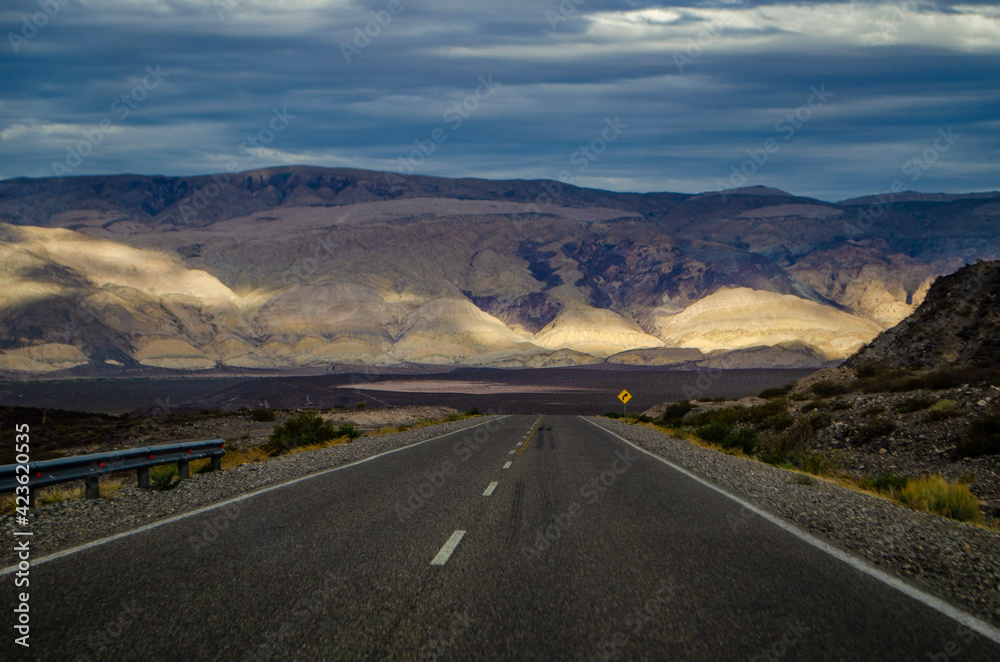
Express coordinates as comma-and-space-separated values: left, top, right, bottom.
100, 462, 105, 467
36, 472, 41, 477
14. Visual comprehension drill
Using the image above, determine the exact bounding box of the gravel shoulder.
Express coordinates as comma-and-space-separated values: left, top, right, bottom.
588, 416, 1000, 628
0, 416, 502, 569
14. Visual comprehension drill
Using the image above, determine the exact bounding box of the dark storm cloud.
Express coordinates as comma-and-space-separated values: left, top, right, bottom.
0, 0, 997, 200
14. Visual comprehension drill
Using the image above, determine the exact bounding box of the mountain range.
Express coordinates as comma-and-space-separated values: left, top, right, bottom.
1, 166, 998, 375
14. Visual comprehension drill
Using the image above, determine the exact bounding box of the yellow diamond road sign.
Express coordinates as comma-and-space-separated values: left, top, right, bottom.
618, 389, 632, 404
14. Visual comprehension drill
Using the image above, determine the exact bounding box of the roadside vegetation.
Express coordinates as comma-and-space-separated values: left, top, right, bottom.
249, 407, 276, 422
846, 361, 1000, 394
603, 391, 992, 527
263, 410, 362, 455
953, 410, 1000, 458
0, 478, 125, 514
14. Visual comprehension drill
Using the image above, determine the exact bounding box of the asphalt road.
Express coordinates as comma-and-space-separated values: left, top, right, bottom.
5, 415, 1000, 660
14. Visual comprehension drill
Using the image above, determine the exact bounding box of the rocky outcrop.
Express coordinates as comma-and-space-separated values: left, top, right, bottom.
846, 260, 1000, 371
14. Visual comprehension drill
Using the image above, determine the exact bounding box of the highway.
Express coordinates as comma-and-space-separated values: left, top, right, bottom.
6, 415, 1000, 660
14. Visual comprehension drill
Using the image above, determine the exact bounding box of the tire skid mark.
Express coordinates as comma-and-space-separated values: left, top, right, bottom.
506, 479, 525, 545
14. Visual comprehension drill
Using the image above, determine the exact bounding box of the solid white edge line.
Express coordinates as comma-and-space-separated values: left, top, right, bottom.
503, 461, 512, 469
483, 481, 498, 497
580, 416, 1000, 647
0, 416, 509, 577
430, 530, 466, 565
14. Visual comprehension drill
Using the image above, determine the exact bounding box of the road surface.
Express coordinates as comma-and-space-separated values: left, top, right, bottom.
5, 415, 1000, 660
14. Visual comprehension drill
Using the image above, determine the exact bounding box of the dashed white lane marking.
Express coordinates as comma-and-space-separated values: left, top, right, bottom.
503, 461, 512, 469
0, 416, 509, 577
483, 481, 498, 497
509, 449, 516, 454
517, 442, 523, 446
430, 530, 466, 566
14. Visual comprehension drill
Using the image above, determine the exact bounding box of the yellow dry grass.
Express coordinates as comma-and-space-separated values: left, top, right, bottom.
0, 478, 125, 514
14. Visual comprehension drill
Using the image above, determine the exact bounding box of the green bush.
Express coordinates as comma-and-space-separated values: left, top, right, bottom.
924, 409, 963, 423
627, 413, 654, 423
604, 411, 623, 419
759, 412, 794, 431
929, 398, 956, 411
851, 418, 896, 445
853, 367, 915, 393
334, 423, 361, 440
801, 399, 825, 413
856, 367, 996, 394
919, 368, 975, 390
895, 396, 937, 414
811, 381, 849, 397
862, 404, 886, 417
149, 465, 180, 491
787, 451, 839, 476
722, 427, 759, 454
265, 411, 349, 454
467, 407, 481, 416
249, 407, 276, 422
759, 384, 793, 399
952, 413, 1000, 458
854, 361, 893, 379
688, 407, 740, 428
829, 399, 853, 411
658, 401, 695, 426
807, 412, 832, 431
696, 422, 732, 444
922, 399, 960, 424
861, 471, 908, 494
741, 400, 789, 426
757, 421, 814, 465
685, 400, 790, 432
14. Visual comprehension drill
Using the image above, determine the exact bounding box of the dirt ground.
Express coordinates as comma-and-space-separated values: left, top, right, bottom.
11, 405, 464, 461
319, 405, 460, 427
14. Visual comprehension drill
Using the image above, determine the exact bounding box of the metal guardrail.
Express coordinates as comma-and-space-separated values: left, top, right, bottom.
0, 439, 225, 506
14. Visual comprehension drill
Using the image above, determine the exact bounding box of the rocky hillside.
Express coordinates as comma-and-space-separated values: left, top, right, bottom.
0, 167, 998, 374
645, 260, 1000, 523
846, 260, 1000, 372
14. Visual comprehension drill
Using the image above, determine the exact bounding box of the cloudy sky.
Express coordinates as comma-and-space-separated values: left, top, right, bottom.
1, 0, 998, 201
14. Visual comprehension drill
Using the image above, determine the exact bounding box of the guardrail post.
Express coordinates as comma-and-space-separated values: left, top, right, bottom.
85, 475, 100, 499
28, 487, 35, 509
211, 454, 222, 471
178, 460, 189, 480
137, 466, 150, 489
